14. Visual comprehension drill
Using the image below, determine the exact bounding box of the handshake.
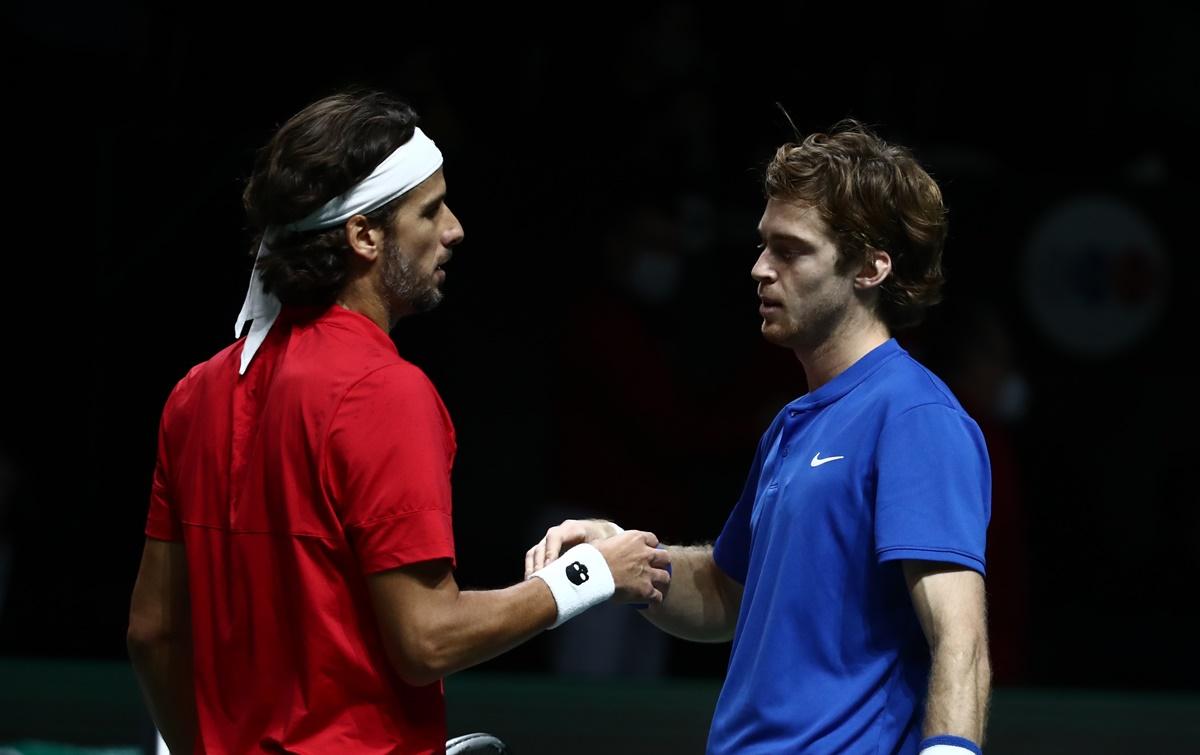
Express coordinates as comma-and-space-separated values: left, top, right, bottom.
522, 519, 672, 628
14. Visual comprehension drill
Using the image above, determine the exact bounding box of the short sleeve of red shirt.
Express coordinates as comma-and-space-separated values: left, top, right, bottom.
323, 363, 457, 574
145, 388, 184, 542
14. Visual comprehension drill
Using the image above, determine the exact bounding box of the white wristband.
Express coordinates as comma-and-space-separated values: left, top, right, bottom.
919, 736, 981, 755
531, 543, 615, 628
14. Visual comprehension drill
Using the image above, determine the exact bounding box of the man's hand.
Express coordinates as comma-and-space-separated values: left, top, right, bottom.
524, 519, 623, 578
591, 530, 672, 605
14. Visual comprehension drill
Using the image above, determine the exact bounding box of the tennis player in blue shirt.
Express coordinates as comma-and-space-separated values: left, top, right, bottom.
528, 120, 991, 755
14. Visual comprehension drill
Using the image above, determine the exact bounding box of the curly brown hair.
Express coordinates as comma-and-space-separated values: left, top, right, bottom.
242, 90, 421, 307
764, 120, 947, 330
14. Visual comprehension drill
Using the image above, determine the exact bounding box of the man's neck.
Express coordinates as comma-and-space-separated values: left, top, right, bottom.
794, 314, 891, 393
336, 277, 403, 332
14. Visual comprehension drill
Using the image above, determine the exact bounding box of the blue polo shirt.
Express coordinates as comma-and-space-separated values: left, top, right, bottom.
709, 339, 990, 754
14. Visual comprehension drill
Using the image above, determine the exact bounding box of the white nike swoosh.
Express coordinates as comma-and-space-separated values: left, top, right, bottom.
810, 453, 845, 467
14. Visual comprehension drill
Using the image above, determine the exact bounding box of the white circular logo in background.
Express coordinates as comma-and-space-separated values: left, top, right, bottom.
1022, 196, 1168, 358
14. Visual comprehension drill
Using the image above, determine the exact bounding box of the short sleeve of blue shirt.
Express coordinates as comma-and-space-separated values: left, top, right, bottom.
874, 403, 991, 575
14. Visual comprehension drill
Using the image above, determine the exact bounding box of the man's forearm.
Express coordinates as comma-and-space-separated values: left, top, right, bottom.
129, 636, 196, 755
403, 578, 558, 684
640, 545, 740, 642
379, 573, 561, 686
922, 634, 991, 744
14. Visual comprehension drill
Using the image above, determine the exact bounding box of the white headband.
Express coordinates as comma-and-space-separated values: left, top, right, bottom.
234, 127, 443, 374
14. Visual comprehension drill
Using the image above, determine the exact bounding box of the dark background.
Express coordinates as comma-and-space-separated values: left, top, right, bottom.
2, 1, 1196, 694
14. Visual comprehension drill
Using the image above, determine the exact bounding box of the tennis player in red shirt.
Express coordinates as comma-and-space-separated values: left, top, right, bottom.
127, 90, 670, 755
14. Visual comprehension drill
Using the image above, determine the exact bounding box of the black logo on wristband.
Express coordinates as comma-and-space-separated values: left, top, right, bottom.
566, 561, 589, 586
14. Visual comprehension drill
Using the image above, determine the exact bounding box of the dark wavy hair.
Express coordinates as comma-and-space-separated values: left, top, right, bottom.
242, 90, 420, 307
764, 120, 948, 330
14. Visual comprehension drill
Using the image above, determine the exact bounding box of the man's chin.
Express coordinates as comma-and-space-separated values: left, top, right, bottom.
760, 322, 791, 347
412, 287, 444, 314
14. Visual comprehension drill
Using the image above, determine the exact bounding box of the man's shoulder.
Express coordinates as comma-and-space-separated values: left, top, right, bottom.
292, 311, 428, 387
146, 342, 240, 437
884, 353, 951, 394
293, 330, 426, 383
164, 340, 242, 401
279, 339, 441, 418
874, 351, 967, 416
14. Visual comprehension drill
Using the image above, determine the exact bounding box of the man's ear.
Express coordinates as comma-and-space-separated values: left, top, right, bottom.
854, 247, 892, 290
345, 214, 386, 262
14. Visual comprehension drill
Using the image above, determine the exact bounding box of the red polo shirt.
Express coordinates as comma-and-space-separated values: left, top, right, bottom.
146, 305, 456, 754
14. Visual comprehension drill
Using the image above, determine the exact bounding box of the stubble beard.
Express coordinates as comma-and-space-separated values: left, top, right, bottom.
381, 238, 443, 314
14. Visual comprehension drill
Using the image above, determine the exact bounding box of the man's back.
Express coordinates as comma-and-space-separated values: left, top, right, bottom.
146, 305, 457, 754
